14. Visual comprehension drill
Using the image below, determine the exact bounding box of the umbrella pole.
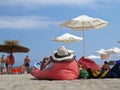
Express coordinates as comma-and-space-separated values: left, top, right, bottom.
82, 30, 85, 56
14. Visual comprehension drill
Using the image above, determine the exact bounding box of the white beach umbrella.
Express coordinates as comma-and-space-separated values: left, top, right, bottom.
52, 33, 83, 44
95, 48, 107, 54
94, 48, 110, 61
60, 15, 108, 56
106, 47, 120, 54
106, 47, 120, 61
86, 55, 100, 59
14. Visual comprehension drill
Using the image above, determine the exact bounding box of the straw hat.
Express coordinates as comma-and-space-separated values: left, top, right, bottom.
51, 46, 74, 61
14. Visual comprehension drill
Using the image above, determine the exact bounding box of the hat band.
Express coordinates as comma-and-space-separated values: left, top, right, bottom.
54, 53, 71, 58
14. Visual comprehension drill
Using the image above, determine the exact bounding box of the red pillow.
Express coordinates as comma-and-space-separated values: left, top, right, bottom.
31, 60, 79, 80
78, 56, 101, 70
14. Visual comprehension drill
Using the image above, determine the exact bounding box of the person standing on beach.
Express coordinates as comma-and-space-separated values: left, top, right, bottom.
0, 55, 7, 74
6, 56, 10, 73
7, 53, 15, 74
24, 55, 30, 73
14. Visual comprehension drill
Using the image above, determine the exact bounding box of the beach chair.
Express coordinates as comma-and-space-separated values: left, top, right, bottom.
11, 68, 17, 74
11, 67, 23, 74
17, 67, 23, 74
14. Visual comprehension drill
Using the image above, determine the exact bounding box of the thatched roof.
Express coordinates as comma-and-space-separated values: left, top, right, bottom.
0, 40, 30, 53
4, 40, 19, 45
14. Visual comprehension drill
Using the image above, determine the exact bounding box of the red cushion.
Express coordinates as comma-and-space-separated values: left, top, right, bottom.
31, 60, 79, 80
78, 56, 101, 70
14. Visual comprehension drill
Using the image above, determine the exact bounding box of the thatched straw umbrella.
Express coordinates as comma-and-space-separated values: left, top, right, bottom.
0, 40, 29, 53
0, 40, 30, 66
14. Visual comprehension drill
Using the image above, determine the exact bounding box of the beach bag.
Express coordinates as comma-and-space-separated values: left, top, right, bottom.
80, 69, 89, 78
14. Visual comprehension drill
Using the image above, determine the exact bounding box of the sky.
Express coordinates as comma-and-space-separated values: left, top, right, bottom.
0, 0, 120, 66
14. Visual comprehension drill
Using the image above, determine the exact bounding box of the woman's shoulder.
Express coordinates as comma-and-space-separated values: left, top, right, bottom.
1, 58, 6, 62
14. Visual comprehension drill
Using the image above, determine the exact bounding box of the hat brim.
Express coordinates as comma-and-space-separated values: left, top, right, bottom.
51, 50, 74, 61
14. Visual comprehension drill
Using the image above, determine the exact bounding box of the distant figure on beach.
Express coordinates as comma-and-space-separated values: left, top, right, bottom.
94, 61, 110, 78
6, 56, 10, 73
102, 61, 110, 71
24, 55, 30, 73
7, 53, 15, 74
0, 55, 7, 74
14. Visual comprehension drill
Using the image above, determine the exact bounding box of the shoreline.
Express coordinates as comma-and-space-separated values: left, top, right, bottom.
0, 74, 120, 90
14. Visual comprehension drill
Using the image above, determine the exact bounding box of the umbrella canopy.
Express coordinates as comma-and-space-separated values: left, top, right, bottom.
94, 48, 110, 60
0, 40, 30, 53
106, 47, 120, 61
60, 15, 108, 30
60, 15, 108, 56
106, 47, 120, 54
86, 55, 100, 59
52, 33, 83, 44
95, 48, 107, 54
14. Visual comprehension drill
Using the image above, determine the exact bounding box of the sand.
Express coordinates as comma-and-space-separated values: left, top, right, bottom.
0, 74, 120, 90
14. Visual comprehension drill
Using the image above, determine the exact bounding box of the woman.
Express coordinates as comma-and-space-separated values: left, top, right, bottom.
95, 61, 110, 78
24, 55, 30, 73
102, 61, 110, 71
31, 46, 79, 80
0, 55, 7, 74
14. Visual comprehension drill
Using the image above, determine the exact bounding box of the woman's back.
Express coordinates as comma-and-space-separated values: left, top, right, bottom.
102, 61, 110, 70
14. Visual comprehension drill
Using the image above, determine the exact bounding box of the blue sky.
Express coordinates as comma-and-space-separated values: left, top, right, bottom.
0, 0, 120, 66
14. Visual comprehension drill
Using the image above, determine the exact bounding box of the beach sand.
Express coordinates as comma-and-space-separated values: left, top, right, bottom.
0, 74, 120, 90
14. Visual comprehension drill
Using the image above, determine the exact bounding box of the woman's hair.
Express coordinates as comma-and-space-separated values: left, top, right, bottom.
104, 61, 108, 64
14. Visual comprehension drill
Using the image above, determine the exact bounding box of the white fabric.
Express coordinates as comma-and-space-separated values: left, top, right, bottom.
43, 62, 54, 70
86, 55, 100, 59
52, 33, 83, 44
106, 47, 120, 54
60, 15, 108, 30
95, 48, 107, 54
57, 46, 69, 56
